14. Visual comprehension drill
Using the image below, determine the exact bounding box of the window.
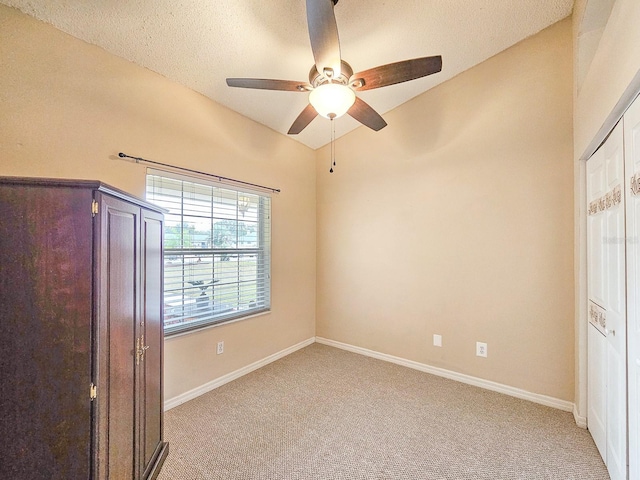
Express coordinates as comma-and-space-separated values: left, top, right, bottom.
146, 170, 271, 335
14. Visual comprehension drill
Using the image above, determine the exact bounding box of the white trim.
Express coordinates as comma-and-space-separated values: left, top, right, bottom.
165, 336, 580, 422
579, 71, 640, 162
164, 310, 271, 340
315, 337, 575, 414
574, 157, 588, 426
164, 337, 315, 411
573, 404, 588, 429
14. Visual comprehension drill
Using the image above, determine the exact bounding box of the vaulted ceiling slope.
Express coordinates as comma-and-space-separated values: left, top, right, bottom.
1, 0, 574, 149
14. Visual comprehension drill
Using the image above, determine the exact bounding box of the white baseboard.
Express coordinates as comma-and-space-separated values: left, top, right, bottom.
315, 337, 576, 415
165, 335, 581, 426
164, 337, 315, 411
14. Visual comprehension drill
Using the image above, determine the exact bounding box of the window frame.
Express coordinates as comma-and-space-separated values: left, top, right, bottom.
145, 169, 271, 336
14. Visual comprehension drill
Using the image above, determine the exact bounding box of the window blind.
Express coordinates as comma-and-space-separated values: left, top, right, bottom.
146, 170, 271, 335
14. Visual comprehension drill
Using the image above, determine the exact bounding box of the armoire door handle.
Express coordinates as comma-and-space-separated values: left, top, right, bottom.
136, 337, 142, 365
136, 335, 150, 365
135, 336, 150, 365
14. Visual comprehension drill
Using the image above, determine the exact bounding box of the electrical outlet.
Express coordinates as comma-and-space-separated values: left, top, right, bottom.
476, 342, 487, 358
433, 334, 442, 347
217, 341, 224, 355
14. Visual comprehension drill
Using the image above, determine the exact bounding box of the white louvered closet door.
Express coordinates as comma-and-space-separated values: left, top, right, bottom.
624, 96, 640, 480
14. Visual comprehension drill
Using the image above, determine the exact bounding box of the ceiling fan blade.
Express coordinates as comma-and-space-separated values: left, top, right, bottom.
226, 78, 311, 92
349, 55, 442, 91
288, 104, 319, 134
306, 0, 342, 77
347, 97, 387, 131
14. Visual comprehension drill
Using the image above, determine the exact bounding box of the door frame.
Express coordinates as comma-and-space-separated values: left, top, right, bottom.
575, 83, 640, 428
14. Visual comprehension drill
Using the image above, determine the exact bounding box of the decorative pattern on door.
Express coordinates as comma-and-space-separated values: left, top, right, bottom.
588, 184, 622, 215
588, 301, 606, 335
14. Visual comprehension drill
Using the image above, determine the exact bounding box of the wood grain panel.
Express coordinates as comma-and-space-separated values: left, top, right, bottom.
0, 184, 93, 479
95, 193, 139, 479
140, 210, 166, 477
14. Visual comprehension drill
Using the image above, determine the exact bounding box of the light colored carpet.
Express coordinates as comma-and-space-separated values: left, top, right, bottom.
158, 343, 609, 480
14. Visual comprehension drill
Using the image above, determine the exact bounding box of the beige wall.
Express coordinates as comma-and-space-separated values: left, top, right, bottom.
316, 19, 575, 401
0, 5, 317, 401
574, 0, 640, 160
1, 4, 578, 405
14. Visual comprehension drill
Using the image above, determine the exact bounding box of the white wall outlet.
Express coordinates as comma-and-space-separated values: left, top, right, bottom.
433, 334, 442, 347
217, 341, 224, 355
476, 342, 487, 358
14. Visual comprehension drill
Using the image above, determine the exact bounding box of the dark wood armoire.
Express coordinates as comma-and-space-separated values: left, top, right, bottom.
0, 177, 168, 479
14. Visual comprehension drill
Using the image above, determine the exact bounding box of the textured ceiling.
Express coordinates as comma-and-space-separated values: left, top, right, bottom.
2, 0, 574, 149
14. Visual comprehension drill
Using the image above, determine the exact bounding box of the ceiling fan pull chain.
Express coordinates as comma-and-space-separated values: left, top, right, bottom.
329, 114, 335, 173
332, 116, 337, 168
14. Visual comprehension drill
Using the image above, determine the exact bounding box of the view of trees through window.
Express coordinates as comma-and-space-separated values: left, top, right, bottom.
146, 172, 271, 334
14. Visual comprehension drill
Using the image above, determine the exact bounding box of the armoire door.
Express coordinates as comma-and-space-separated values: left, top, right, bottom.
139, 208, 167, 478
95, 192, 141, 479
624, 95, 640, 480
587, 121, 628, 480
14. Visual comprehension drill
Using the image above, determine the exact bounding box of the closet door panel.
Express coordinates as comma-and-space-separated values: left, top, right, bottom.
603, 123, 627, 480
588, 322, 608, 458
587, 145, 608, 460
588, 152, 607, 308
625, 95, 640, 480
587, 121, 627, 480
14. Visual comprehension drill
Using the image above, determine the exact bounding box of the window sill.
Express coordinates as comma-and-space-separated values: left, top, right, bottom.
163, 309, 271, 340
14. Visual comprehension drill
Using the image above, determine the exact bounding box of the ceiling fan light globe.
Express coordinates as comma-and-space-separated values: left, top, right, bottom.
309, 83, 355, 119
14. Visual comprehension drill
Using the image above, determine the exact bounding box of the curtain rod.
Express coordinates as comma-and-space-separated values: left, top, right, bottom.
118, 152, 281, 193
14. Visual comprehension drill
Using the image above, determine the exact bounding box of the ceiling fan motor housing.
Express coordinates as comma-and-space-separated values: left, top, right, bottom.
309, 60, 353, 88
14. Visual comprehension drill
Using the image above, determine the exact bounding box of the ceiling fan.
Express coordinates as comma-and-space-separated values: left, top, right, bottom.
226, 0, 442, 135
